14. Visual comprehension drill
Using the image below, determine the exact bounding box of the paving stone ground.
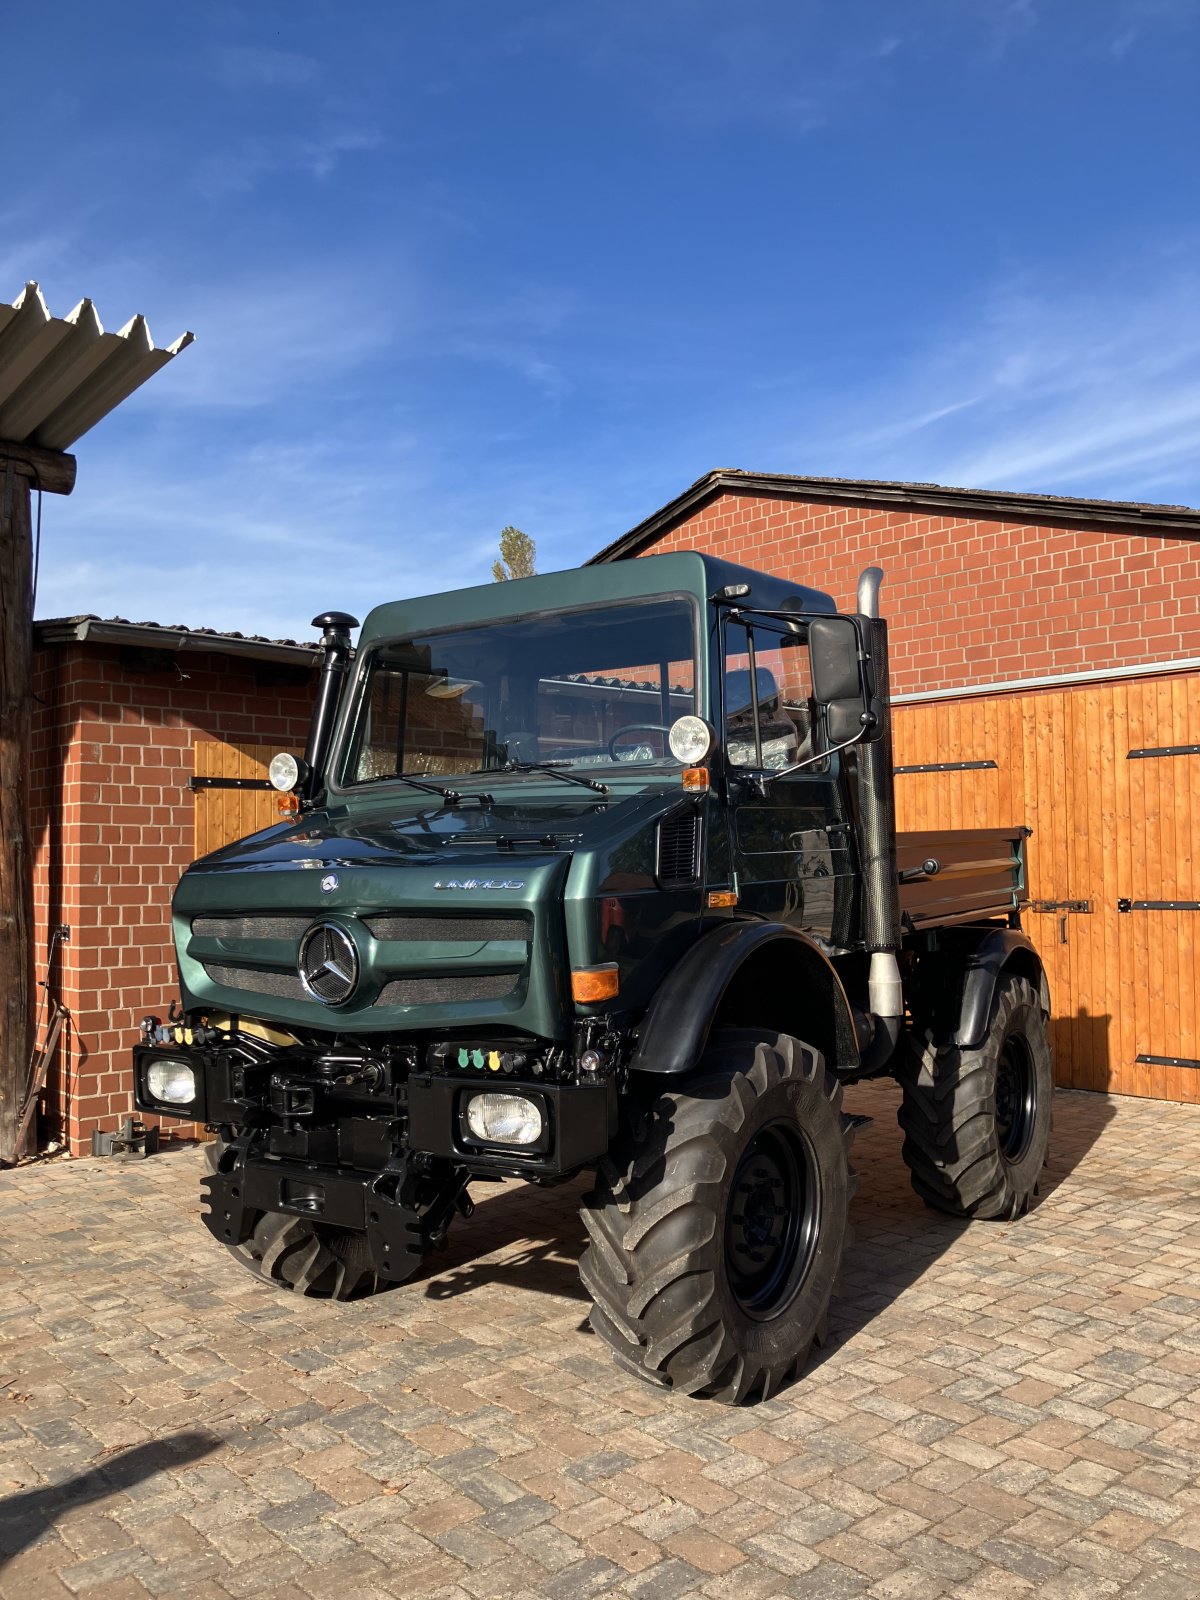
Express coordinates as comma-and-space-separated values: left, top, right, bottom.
2, 1082, 1199, 1600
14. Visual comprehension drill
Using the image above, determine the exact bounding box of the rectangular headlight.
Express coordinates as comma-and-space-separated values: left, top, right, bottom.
145, 1057, 197, 1108
464, 1092, 543, 1147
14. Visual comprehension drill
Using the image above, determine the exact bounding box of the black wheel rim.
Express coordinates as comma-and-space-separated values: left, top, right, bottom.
995, 1033, 1037, 1163
724, 1120, 821, 1321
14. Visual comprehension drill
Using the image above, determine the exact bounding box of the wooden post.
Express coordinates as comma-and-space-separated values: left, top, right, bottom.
0, 442, 75, 1163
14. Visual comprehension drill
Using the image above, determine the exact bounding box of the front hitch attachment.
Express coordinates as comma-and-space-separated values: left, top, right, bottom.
200, 1139, 254, 1247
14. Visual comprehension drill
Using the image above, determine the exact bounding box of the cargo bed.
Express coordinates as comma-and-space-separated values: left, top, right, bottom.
896, 826, 1029, 933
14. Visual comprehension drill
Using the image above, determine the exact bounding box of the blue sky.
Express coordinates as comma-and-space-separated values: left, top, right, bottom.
5, 0, 1199, 638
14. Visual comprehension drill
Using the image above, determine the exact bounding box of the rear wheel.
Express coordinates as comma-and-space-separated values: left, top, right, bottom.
897, 972, 1052, 1219
579, 1029, 855, 1403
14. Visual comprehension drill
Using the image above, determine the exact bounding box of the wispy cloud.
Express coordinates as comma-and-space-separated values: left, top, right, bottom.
211, 47, 321, 90
193, 128, 381, 200
131, 264, 406, 411
986, 0, 1039, 58
788, 259, 1200, 503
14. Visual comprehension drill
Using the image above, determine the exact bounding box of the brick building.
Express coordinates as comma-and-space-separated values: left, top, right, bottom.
30, 618, 315, 1155
591, 471, 1200, 1105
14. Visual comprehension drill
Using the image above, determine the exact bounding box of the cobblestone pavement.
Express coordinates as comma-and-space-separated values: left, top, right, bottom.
2, 1082, 1199, 1600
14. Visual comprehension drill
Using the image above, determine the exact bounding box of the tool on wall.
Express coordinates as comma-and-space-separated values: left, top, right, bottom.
13, 923, 70, 1157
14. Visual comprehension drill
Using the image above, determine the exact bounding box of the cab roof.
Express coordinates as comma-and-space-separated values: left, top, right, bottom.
359, 551, 836, 646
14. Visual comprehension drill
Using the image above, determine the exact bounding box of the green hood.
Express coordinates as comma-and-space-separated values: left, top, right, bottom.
173, 783, 707, 1038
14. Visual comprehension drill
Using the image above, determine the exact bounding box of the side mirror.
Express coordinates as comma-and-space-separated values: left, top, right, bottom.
808, 616, 883, 745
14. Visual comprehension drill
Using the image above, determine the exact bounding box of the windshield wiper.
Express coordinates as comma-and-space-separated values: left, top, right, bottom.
357, 772, 461, 804
478, 760, 608, 795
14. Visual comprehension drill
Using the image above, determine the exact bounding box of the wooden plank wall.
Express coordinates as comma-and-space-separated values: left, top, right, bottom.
193, 741, 303, 860
893, 672, 1200, 1104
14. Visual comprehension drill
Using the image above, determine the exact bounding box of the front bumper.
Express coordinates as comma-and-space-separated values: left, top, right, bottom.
201, 1144, 427, 1282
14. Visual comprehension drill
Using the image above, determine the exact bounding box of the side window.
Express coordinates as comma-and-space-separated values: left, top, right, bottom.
725, 622, 825, 772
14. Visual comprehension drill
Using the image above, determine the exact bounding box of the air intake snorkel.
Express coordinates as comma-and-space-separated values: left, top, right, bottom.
854, 568, 903, 1072
303, 611, 358, 804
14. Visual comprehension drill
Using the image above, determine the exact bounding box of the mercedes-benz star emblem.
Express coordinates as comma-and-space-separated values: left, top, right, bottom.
320, 873, 339, 893
297, 922, 359, 1005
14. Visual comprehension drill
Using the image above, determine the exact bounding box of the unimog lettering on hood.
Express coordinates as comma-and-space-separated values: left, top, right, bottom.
135, 552, 1051, 1403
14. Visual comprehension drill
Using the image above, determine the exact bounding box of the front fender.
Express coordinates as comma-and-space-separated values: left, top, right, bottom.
629, 920, 860, 1078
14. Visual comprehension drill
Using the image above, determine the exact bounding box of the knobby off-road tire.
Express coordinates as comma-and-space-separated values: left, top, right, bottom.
579, 1029, 856, 1403
203, 1142, 383, 1300
897, 973, 1052, 1220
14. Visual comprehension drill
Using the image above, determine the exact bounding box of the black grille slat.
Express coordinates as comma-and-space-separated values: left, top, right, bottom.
376, 974, 519, 1006
657, 810, 701, 888
192, 915, 311, 941
364, 914, 531, 943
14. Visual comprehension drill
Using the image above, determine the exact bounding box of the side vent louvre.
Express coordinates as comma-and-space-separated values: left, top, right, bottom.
656, 808, 702, 888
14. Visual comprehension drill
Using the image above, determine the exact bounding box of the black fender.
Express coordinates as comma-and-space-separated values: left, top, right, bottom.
956, 928, 1050, 1050
628, 920, 860, 1078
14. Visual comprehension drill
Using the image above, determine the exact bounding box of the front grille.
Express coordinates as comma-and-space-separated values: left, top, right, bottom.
657, 808, 702, 887
203, 963, 307, 1001
364, 914, 530, 942
376, 974, 519, 1006
192, 915, 312, 941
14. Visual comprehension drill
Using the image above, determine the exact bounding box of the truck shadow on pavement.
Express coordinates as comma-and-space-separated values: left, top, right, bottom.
0, 1430, 221, 1568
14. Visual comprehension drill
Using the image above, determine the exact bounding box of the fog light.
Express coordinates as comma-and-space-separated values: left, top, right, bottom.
464, 1092, 543, 1146
146, 1057, 196, 1106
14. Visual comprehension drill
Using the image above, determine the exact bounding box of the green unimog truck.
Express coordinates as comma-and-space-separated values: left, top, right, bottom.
134, 552, 1052, 1403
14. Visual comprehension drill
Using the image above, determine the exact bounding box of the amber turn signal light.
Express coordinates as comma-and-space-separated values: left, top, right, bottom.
681, 768, 710, 790
706, 889, 738, 909
277, 794, 301, 817
571, 964, 620, 1003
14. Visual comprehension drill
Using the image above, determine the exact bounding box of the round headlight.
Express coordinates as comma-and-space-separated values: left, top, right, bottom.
465, 1092, 543, 1146
268, 752, 302, 793
668, 715, 715, 765
146, 1057, 196, 1106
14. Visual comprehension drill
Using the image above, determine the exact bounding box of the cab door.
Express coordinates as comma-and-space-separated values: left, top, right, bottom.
723, 619, 854, 943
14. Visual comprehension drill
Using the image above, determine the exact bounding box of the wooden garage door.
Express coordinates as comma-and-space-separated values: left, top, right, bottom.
192, 740, 303, 858
893, 672, 1200, 1104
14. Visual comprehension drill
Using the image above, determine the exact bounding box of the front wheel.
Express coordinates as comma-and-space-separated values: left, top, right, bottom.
897, 972, 1052, 1219
579, 1029, 856, 1403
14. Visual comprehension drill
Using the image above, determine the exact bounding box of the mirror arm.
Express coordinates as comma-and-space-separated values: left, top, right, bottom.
758, 714, 875, 785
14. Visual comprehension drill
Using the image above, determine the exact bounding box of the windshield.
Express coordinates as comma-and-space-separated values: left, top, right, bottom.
340, 596, 698, 786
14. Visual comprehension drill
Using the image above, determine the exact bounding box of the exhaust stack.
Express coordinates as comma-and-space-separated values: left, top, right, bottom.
855, 569, 904, 1070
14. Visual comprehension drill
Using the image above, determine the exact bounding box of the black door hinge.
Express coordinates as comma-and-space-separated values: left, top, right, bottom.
1118, 899, 1200, 913
188, 776, 274, 792
894, 760, 998, 774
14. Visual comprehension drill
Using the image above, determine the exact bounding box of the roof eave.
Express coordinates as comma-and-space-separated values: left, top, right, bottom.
586, 470, 1200, 564
33, 617, 318, 667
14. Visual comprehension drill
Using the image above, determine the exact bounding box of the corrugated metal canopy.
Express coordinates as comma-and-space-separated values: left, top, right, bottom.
0, 281, 193, 451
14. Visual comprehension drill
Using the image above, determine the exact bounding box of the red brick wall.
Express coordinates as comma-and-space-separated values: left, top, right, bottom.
30, 645, 313, 1156
644, 493, 1200, 696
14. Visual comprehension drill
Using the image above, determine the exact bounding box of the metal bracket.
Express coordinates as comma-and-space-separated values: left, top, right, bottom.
1030, 899, 1091, 914
1136, 1054, 1200, 1069
92, 1117, 160, 1159
894, 760, 998, 774
1127, 745, 1200, 760
1118, 899, 1200, 913
188, 776, 274, 792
